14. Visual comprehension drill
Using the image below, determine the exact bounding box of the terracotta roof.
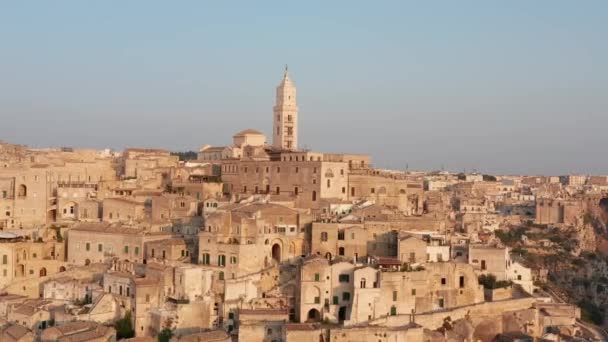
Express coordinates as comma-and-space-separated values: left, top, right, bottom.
374, 257, 401, 266
3, 324, 31, 340
285, 323, 320, 331
239, 308, 289, 315
176, 330, 229, 341
43, 321, 115, 342
71, 223, 169, 237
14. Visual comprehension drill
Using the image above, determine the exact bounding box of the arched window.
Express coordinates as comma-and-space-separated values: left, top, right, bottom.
218, 254, 226, 267
17, 184, 27, 197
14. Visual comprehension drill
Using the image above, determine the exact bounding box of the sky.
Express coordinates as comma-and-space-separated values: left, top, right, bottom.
0, 1, 606, 175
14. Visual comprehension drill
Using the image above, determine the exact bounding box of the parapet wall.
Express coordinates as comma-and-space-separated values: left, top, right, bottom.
368, 297, 537, 330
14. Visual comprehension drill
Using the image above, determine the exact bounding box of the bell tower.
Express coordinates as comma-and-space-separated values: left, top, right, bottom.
273, 66, 298, 150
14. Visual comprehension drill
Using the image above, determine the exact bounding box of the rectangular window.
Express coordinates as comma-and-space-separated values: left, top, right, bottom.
333, 296, 339, 305
98, 244, 103, 252
393, 291, 397, 301
135, 247, 139, 256
439, 298, 444, 308
2, 255, 6, 265
124, 246, 129, 254
314, 273, 320, 282
314, 296, 320, 304
338, 274, 350, 283
459, 276, 465, 288
342, 292, 351, 301
411, 289, 416, 296
86, 243, 90, 251
441, 278, 446, 285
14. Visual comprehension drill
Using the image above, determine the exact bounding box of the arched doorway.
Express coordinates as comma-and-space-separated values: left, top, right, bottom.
39, 268, 47, 277
59, 266, 66, 272
272, 244, 281, 263
307, 308, 321, 322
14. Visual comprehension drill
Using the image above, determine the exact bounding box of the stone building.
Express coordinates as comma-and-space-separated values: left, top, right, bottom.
535, 198, 583, 226
199, 202, 309, 277
150, 194, 198, 222
122, 148, 178, 180
144, 238, 190, 263
102, 198, 147, 224
66, 223, 171, 265
0, 234, 66, 290
468, 245, 510, 280
0, 149, 116, 229
220, 154, 354, 209
294, 257, 356, 323
347, 170, 424, 215
42, 276, 100, 302
397, 235, 428, 264
236, 309, 289, 342
349, 262, 484, 324
310, 221, 399, 261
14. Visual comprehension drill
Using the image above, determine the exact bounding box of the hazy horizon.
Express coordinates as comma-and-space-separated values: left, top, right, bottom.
1, 1, 606, 175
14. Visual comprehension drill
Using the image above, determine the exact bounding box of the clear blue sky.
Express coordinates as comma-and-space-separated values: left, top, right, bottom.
1, 1, 606, 175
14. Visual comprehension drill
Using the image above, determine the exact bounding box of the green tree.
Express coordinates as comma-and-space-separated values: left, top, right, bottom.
170, 151, 197, 161
115, 311, 135, 339
482, 174, 497, 182
478, 274, 511, 289
158, 317, 175, 342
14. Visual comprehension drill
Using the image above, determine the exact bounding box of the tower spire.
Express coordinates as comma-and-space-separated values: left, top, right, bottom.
273, 66, 298, 150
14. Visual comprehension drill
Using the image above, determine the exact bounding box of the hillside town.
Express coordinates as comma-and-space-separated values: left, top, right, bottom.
0, 69, 607, 342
